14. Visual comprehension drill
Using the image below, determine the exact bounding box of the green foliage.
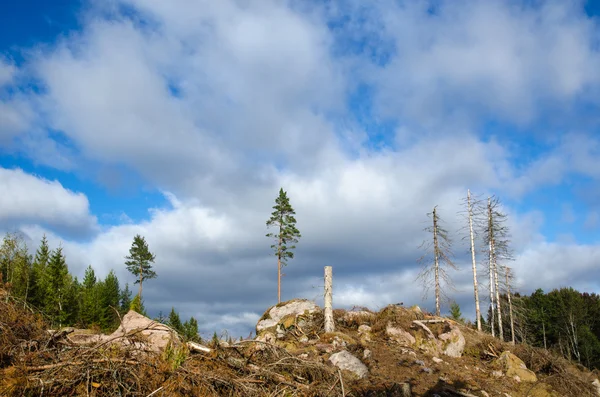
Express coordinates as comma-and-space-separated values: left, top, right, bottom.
129, 294, 147, 316
125, 234, 157, 299
81, 265, 100, 327
162, 341, 187, 370
29, 235, 51, 308
99, 270, 121, 331
520, 287, 600, 370
120, 283, 132, 314
183, 317, 200, 342
449, 301, 464, 323
0, 232, 32, 301
168, 307, 184, 334
45, 246, 71, 327
266, 188, 301, 266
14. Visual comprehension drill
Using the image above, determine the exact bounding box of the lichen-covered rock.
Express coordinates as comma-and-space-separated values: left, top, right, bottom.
329, 350, 368, 379
496, 351, 537, 382
256, 299, 320, 334
386, 323, 416, 346
439, 325, 465, 358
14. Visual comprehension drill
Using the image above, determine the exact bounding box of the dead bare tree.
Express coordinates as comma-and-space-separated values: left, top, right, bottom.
458, 190, 484, 332
417, 206, 458, 317
481, 196, 513, 340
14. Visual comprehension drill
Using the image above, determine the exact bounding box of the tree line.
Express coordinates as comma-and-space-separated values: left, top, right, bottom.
0, 232, 199, 341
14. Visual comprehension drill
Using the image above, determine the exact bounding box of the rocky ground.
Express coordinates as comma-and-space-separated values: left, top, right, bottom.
1, 293, 599, 396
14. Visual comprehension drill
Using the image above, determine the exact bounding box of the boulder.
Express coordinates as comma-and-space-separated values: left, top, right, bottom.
593, 379, 600, 397
109, 310, 179, 353
329, 350, 368, 379
439, 325, 465, 358
256, 299, 320, 334
496, 351, 537, 382
386, 323, 416, 346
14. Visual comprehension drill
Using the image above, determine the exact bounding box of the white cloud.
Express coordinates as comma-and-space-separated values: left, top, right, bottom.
2, 0, 600, 336
0, 168, 98, 235
358, 0, 600, 126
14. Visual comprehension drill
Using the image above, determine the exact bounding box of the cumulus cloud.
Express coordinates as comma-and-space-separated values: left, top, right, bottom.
0, 168, 98, 236
1, 0, 600, 336
345, 0, 600, 127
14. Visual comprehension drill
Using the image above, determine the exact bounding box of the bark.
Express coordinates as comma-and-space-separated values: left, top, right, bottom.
277, 232, 282, 304
506, 268, 515, 344
138, 261, 143, 300
433, 207, 440, 317
493, 260, 503, 341
468, 190, 482, 332
487, 198, 495, 337
324, 266, 334, 333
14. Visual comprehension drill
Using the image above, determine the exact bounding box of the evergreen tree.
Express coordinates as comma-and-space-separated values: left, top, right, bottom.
266, 188, 301, 303
62, 276, 80, 326
168, 307, 184, 334
125, 235, 157, 300
30, 235, 51, 309
81, 265, 100, 327
449, 301, 464, 323
130, 294, 147, 316
120, 282, 132, 314
99, 270, 121, 331
183, 317, 200, 342
45, 246, 70, 327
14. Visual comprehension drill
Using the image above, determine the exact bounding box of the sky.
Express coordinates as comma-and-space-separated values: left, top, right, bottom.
1, 0, 600, 338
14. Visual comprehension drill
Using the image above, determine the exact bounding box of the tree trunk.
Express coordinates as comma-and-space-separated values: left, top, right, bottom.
493, 259, 503, 340
277, 228, 282, 303
138, 261, 143, 300
468, 190, 482, 332
506, 267, 515, 344
487, 198, 495, 337
324, 266, 334, 333
433, 207, 441, 317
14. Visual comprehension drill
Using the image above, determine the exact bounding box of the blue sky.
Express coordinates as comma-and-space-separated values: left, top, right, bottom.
1, 0, 600, 336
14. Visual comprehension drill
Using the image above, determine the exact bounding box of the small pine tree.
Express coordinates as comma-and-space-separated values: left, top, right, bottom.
125, 235, 157, 301
183, 317, 200, 342
129, 294, 147, 316
449, 301, 464, 323
168, 307, 184, 334
120, 283, 132, 314
266, 188, 301, 303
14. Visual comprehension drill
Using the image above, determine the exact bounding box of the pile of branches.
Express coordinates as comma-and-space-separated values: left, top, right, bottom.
0, 292, 344, 396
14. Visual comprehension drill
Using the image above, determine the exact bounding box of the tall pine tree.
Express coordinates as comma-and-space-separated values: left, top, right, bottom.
125, 235, 157, 301
266, 188, 301, 303
45, 246, 70, 327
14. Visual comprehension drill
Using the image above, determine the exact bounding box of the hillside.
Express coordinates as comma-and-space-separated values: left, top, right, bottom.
1, 293, 599, 396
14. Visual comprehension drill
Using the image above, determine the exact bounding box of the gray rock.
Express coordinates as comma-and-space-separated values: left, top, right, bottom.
386, 323, 416, 346
256, 299, 320, 333
329, 350, 368, 379
439, 325, 466, 358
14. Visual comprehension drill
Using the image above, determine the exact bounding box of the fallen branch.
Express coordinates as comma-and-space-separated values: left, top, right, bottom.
13, 358, 140, 372
187, 341, 212, 354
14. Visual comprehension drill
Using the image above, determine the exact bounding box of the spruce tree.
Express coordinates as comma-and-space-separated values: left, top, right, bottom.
81, 265, 99, 326
183, 317, 200, 342
30, 235, 51, 308
168, 307, 184, 334
266, 188, 301, 303
45, 246, 70, 327
125, 235, 157, 300
99, 270, 121, 331
120, 283, 132, 314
